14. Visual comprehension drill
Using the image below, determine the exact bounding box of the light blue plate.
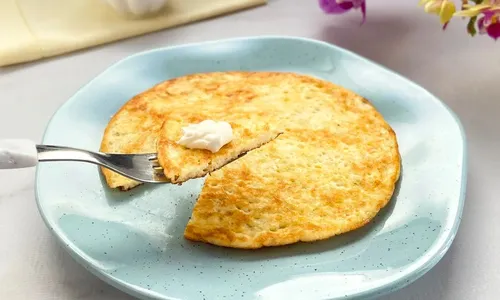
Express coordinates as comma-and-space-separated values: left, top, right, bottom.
35, 36, 466, 300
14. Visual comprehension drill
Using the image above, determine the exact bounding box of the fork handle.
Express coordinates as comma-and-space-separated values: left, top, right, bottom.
35, 144, 102, 165
0, 139, 39, 169
0, 139, 104, 170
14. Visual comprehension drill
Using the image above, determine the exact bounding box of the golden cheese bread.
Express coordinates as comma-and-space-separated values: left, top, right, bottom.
100, 71, 401, 249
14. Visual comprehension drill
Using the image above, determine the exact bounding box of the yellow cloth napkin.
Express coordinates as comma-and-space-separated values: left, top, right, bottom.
0, 0, 266, 67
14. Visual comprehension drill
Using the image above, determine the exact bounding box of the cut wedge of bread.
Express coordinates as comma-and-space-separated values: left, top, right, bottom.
157, 116, 281, 184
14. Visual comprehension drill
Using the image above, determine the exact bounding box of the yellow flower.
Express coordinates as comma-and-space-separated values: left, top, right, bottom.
419, 0, 457, 24
454, 1, 500, 18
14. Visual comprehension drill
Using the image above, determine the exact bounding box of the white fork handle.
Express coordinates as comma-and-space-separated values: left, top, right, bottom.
0, 139, 38, 169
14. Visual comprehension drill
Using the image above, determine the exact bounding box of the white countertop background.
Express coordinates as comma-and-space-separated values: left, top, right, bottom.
1, 1, 499, 299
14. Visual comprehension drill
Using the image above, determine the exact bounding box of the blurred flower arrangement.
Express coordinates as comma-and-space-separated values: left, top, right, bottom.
319, 0, 500, 40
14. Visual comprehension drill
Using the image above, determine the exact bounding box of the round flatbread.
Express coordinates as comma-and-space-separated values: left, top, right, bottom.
100, 72, 401, 248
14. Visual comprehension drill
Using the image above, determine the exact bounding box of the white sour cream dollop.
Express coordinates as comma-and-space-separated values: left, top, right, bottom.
177, 120, 233, 153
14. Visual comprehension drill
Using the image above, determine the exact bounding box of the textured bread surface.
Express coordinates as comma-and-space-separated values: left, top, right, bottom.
157, 116, 281, 184
100, 72, 401, 248
100, 94, 163, 190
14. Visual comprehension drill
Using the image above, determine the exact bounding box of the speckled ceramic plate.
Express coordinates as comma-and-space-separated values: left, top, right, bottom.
35, 36, 466, 300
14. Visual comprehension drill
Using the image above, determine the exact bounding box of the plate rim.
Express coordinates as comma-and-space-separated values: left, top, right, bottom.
34, 35, 468, 300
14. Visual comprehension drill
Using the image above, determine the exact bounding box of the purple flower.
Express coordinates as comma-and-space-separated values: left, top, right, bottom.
319, 0, 367, 23
477, 10, 500, 40
456, 1, 500, 40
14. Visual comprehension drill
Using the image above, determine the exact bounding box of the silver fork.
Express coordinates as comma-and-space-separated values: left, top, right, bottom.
0, 139, 167, 183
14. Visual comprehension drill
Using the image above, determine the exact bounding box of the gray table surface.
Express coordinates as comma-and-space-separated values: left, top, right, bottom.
1, 1, 499, 299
